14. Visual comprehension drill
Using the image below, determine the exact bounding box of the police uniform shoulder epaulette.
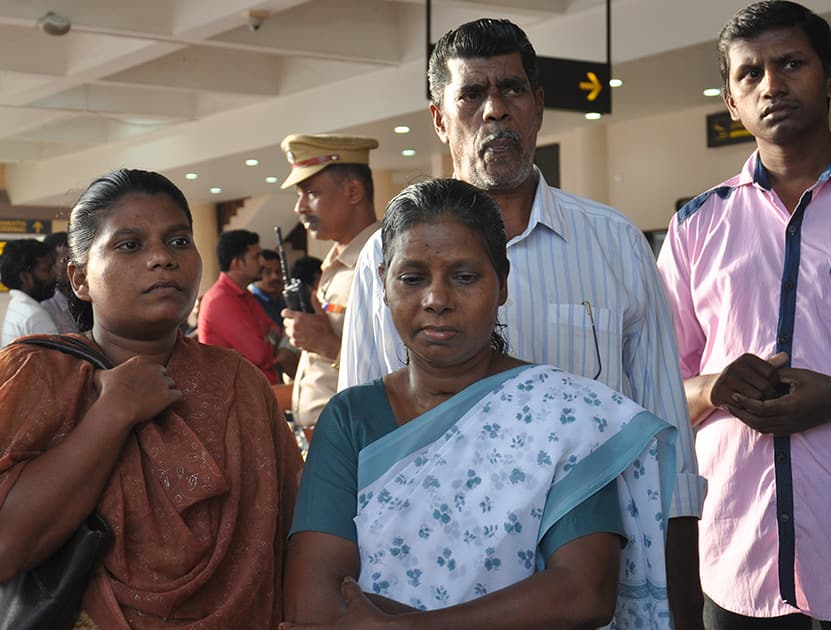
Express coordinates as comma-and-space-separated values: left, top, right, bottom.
677, 185, 735, 224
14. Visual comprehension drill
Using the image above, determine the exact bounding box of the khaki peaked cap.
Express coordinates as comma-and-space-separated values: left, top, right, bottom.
280, 133, 379, 189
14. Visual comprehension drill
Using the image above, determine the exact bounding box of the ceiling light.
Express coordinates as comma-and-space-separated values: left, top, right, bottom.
585, 112, 602, 120
703, 88, 721, 97
609, 78, 623, 88
37, 11, 71, 36
401, 149, 416, 157
209, 187, 222, 194
185, 172, 198, 180
394, 126, 411, 134
245, 159, 259, 166
265, 176, 279, 184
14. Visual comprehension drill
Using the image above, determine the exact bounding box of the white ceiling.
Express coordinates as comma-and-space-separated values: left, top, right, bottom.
1, 0, 830, 220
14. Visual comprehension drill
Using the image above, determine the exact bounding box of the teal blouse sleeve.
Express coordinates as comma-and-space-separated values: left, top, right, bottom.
539, 479, 626, 560
290, 380, 396, 542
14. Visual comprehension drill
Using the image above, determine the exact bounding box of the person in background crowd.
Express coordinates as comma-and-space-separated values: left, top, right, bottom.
41, 231, 80, 333
250, 248, 299, 379
0, 168, 302, 628
279, 134, 380, 429
657, 2, 831, 626
284, 178, 676, 630
337, 17, 706, 628
0, 238, 57, 346
198, 229, 284, 384
290, 255, 323, 291
251, 249, 288, 327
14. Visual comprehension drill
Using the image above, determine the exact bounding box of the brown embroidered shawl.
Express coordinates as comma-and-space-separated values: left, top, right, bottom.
0, 334, 302, 629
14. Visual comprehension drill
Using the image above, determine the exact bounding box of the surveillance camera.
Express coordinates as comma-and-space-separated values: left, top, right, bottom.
247, 10, 269, 32
37, 11, 71, 36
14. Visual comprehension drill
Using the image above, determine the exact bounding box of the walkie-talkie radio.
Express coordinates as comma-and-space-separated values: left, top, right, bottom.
275, 226, 314, 313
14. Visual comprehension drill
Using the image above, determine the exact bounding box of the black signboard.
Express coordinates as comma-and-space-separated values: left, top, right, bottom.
706, 111, 753, 148
0, 218, 52, 234
424, 0, 613, 115
537, 57, 611, 114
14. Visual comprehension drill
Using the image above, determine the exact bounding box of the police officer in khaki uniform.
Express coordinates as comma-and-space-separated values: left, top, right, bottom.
280, 134, 380, 429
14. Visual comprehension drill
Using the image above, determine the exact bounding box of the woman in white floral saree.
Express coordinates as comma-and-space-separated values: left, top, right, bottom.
283, 179, 677, 630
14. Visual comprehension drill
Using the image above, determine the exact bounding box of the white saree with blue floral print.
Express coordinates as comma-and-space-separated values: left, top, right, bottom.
354, 364, 677, 629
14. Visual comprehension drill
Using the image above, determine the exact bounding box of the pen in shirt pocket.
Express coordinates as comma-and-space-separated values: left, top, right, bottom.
581, 300, 602, 380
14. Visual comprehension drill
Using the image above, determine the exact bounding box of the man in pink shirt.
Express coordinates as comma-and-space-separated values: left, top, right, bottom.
658, 2, 831, 627
198, 229, 282, 384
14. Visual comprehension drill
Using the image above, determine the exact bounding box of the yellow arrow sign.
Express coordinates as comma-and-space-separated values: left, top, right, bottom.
579, 72, 602, 102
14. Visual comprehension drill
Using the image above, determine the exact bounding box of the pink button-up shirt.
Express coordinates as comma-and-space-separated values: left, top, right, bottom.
658, 151, 831, 619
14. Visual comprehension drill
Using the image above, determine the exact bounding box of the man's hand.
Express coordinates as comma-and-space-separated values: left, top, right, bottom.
276, 346, 299, 379
281, 292, 341, 361
665, 517, 704, 630
709, 352, 787, 408
727, 367, 831, 436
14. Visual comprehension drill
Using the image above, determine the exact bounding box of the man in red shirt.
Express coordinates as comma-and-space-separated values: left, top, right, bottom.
198, 229, 282, 383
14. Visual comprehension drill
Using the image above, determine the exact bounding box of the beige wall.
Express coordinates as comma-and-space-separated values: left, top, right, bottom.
430, 152, 453, 179
373, 168, 397, 219
0, 292, 8, 326
606, 105, 750, 230
543, 104, 752, 231
561, 124, 610, 206
190, 202, 219, 297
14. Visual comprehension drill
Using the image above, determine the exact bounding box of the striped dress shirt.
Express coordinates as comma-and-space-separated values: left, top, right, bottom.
338, 170, 705, 519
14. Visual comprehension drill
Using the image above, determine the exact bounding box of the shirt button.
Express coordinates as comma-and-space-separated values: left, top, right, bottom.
783, 280, 794, 290
778, 335, 790, 345
787, 225, 797, 236
775, 452, 788, 464
780, 512, 791, 523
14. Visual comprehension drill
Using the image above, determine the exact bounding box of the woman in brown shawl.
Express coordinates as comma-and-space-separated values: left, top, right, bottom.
0, 169, 302, 629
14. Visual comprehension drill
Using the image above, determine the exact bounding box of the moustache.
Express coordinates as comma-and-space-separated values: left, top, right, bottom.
478, 129, 522, 156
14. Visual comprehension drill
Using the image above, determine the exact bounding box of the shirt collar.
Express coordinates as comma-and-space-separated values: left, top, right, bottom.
752, 151, 772, 190
9, 288, 39, 305
441, 167, 565, 245
745, 149, 831, 191
218, 272, 247, 296
249, 284, 271, 302
509, 167, 569, 245
330, 220, 381, 268
42, 289, 70, 309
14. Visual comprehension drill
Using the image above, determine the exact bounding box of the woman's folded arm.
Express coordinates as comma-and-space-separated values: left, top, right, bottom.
282, 530, 621, 630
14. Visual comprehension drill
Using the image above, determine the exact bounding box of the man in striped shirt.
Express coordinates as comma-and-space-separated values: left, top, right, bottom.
338, 18, 705, 627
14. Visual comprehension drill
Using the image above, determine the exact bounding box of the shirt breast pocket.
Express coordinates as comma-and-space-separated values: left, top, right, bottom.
547, 303, 623, 387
